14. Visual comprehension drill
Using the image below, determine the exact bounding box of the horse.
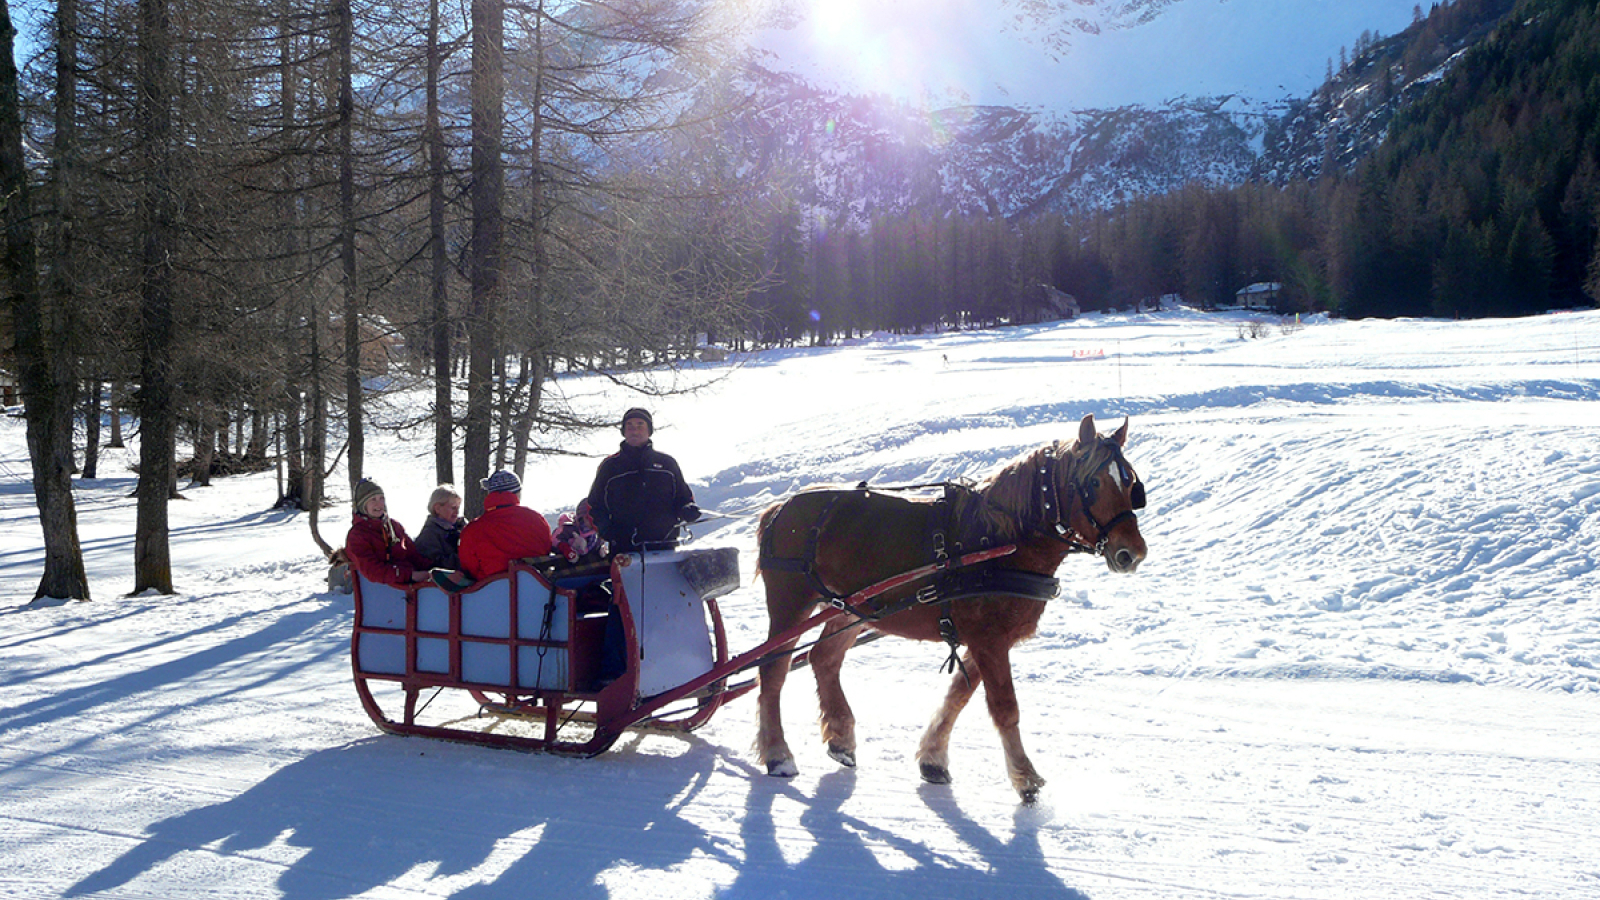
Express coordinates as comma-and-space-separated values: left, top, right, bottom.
754, 414, 1148, 803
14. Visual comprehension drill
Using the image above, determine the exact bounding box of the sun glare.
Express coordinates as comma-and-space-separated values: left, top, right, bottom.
795, 0, 983, 107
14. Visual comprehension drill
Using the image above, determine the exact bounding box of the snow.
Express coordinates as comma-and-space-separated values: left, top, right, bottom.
747, 0, 1426, 112
5, 307, 1600, 899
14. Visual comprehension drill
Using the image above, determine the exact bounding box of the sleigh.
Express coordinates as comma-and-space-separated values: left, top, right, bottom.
351, 548, 751, 755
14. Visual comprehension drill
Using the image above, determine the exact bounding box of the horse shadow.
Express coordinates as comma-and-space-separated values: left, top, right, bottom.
65, 735, 730, 900
719, 766, 1088, 899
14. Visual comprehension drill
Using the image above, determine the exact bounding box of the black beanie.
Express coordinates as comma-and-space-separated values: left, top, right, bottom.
621, 407, 654, 434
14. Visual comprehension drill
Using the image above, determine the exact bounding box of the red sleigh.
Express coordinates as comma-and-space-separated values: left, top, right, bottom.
350, 548, 744, 755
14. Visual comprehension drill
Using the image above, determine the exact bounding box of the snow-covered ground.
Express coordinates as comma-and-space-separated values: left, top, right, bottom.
4, 307, 1600, 899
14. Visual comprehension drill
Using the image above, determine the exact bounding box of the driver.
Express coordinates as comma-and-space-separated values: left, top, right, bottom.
585, 408, 699, 555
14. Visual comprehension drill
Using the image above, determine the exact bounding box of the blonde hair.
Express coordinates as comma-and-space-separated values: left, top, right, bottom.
426, 484, 461, 516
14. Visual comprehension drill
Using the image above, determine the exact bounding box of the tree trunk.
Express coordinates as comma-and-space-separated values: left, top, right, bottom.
132, 0, 176, 595
108, 380, 124, 447
427, 0, 453, 486
191, 411, 214, 486
276, 0, 304, 510
510, 352, 544, 479
246, 406, 267, 464
464, 0, 504, 516
336, 0, 363, 494
52, 0, 84, 483
82, 378, 101, 479
2, 0, 91, 601
307, 318, 334, 558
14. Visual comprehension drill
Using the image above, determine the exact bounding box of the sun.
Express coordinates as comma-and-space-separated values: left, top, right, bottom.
791, 0, 976, 105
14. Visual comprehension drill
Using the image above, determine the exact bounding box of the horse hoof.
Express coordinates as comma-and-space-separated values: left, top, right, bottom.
1020, 786, 1040, 805
827, 744, 856, 768
919, 762, 952, 785
766, 758, 799, 778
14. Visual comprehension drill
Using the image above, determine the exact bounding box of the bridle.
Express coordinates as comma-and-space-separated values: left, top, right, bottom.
1036, 439, 1146, 555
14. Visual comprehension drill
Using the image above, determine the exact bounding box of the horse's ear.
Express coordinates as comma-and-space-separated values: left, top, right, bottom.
1111, 417, 1130, 447
1077, 414, 1096, 448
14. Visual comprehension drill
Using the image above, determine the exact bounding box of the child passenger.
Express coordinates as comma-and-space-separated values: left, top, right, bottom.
343, 478, 433, 588
415, 485, 467, 570
439, 470, 552, 586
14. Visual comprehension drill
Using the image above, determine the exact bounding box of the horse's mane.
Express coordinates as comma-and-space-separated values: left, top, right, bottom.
958, 440, 1077, 543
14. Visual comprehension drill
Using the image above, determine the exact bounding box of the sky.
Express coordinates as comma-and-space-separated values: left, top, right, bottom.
747, 0, 1426, 111
4, 305, 1600, 898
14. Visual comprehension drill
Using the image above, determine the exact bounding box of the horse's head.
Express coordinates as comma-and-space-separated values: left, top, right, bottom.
1063, 414, 1148, 573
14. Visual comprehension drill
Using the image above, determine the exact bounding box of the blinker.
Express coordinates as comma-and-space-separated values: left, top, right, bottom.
1130, 480, 1146, 510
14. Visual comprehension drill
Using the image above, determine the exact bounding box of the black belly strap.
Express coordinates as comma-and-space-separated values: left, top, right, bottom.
925, 565, 1059, 605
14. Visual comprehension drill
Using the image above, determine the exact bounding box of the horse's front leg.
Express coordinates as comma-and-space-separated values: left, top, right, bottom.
916, 648, 983, 785
971, 644, 1046, 803
809, 618, 864, 767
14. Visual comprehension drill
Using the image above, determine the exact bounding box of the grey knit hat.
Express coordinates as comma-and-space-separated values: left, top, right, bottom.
353, 478, 384, 512
481, 470, 521, 494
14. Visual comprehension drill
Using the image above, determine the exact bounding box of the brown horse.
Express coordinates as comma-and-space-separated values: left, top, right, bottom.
754, 414, 1147, 803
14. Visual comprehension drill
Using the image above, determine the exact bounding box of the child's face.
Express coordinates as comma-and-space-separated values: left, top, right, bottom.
362, 494, 387, 518
433, 497, 462, 523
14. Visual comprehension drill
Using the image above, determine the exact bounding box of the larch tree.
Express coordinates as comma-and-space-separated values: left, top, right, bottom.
2, 0, 91, 602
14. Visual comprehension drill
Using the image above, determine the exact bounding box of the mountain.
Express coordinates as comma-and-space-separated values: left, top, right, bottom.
1256, 0, 1520, 183
745, 0, 1425, 113
729, 0, 1512, 220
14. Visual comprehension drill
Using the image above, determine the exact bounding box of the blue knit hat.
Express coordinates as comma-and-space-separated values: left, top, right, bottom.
481, 470, 521, 494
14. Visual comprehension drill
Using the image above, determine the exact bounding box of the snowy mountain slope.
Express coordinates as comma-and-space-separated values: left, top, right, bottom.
747, 0, 1425, 112
5, 307, 1599, 898
728, 0, 1510, 219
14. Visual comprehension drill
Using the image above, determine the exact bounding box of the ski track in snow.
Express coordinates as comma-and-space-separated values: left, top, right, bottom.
5, 308, 1600, 898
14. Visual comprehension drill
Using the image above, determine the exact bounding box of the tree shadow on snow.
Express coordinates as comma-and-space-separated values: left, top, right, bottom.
719, 766, 1088, 899
65, 733, 731, 900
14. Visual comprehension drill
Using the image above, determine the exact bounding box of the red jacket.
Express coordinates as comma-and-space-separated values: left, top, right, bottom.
458, 492, 553, 579
345, 514, 432, 588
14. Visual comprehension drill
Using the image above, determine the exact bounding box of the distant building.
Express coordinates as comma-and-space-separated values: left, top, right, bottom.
1234, 282, 1282, 309
1039, 284, 1080, 320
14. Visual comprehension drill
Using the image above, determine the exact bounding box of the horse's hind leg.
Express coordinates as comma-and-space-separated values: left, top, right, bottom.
810, 618, 864, 767
756, 577, 813, 778
916, 649, 983, 785
756, 647, 799, 777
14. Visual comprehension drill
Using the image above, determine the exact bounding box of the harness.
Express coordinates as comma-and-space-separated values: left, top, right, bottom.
758, 443, 1145, 679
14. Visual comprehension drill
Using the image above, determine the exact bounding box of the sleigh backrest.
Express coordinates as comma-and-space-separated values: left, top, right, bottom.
351, 567, 577, 691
